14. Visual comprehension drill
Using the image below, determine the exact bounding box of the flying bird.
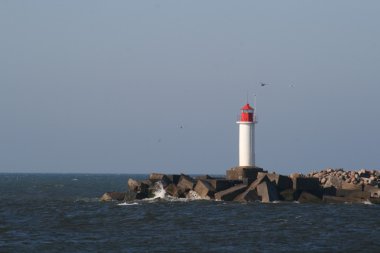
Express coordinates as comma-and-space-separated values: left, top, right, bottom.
260, 82, 270, 87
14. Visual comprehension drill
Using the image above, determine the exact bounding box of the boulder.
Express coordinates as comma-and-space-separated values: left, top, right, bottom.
248, 174, 271, 190
364, 185, 380, 198
297, 191, 322, 203
293, 177, 320, 192
100, 192, 126, 202
336, 189, 371, 200
323, 186, 337, 196
323, 194, 369, 204
149, 173, 172, 187
215, 184, 247, 201
166, 174, 181, 185
165, 184, 184, 198
195, 175, 215, 180
265, 173, 293, 191
341, 181, 361, 190
279, 189, 296, 201
234, 188, 260, 202
194, 180, 215, 199
256, 180, 279, 203
177, 174, 196, 192
128, 178, 141, 192
324, 175, 342, 189
206, 179, 242, 192
128, 178, 150, 192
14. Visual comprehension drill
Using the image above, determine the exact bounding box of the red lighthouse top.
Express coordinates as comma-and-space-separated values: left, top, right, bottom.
240, 103, 254, 122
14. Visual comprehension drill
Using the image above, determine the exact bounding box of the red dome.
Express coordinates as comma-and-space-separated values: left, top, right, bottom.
241, 103, 253, 110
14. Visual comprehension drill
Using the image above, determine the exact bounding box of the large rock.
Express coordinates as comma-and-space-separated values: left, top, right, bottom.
364, 185, 380, 198
100, 192, 127, 202
215, 184, 247, 201
166, 174, 181, 185
177, 174, 196, 192
149, 173, 172, 187
279, 189, 296, 201
265, 173, 293, 191
249, 174, 271, 188
234, 188, 260, 202
324, 175, 343, 189
293, 177, 320, 192
297, 191, 322, 203
323, 186, 337, 196
341, 181, 361, 190
336, 189, 371, 200
323, 193, 370, 204
128, 178, 150, 192
165, 183, 185, 198
206, 179, 242, 192
194, 180, 215, 199
195, 175, 215, 180
256, 180, 279, 203
226, 166, 264, 182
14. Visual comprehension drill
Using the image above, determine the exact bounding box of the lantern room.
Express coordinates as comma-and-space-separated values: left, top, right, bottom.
240, 103, 254, 122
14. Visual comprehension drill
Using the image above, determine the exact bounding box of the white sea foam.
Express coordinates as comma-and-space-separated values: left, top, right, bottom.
118, 202, 139, 206
142, 182, 210, 202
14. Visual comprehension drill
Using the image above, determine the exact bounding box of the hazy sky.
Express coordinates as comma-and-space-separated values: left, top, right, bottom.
1, 1, 379, 175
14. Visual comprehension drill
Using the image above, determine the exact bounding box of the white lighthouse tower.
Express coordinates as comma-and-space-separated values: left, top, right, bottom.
237, 103, 257, 167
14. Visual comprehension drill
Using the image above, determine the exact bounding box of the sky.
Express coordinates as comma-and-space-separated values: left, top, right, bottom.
1, 1, 379, 175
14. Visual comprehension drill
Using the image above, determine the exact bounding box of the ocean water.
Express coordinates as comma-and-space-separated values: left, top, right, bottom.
0, 174, 379, 253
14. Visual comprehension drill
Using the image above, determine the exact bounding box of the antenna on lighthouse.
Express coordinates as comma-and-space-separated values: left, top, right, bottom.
253, 93, 257, 123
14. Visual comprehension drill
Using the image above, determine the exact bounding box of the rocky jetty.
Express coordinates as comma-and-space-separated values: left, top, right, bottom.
101, 167, 380, 204
308, 168, 380, 188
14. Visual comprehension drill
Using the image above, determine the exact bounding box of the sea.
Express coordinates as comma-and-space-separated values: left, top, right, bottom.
0, 173, 379, 253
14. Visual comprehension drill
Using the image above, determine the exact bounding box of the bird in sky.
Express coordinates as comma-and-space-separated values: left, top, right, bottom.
260, 82, 270, 87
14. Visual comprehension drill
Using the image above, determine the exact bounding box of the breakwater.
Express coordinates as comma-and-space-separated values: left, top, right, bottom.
101, 167, 380, 204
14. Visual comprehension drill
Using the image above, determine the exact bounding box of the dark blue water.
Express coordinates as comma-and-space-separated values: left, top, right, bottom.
0, 174, 379, 253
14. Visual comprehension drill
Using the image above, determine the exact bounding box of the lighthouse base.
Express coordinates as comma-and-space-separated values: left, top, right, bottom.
226, 166, 266, 184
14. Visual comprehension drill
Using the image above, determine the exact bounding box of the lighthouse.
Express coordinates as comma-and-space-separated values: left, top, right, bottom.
237, 103, 257, 167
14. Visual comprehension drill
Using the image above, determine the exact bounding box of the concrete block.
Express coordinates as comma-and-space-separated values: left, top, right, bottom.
128, 178, 150, 193
206, 179, 242, 192
256, 180, 279, 203
149, 173, 172, 187
194, 180, 215, 199
365, 185, 380, 198
323, 195, 369, 204
177, 174, 196, 192
234, 188, 260, 202
195, 175, 215, 180
215, 184, 247, 201
293, 177, 320, 191
226, 166, 264, 181
297, 191, 322, 203
165, 184, 183, 198
166, 175, 181, 185
279, 189, 296, 201
336, 189, 371, 199
323, 186, 337, 196
100, 192, 126, 202
324, 175, 343, 189
265, 173, 293, 190
341, 181, 361, 190
248, 174, 270, 190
